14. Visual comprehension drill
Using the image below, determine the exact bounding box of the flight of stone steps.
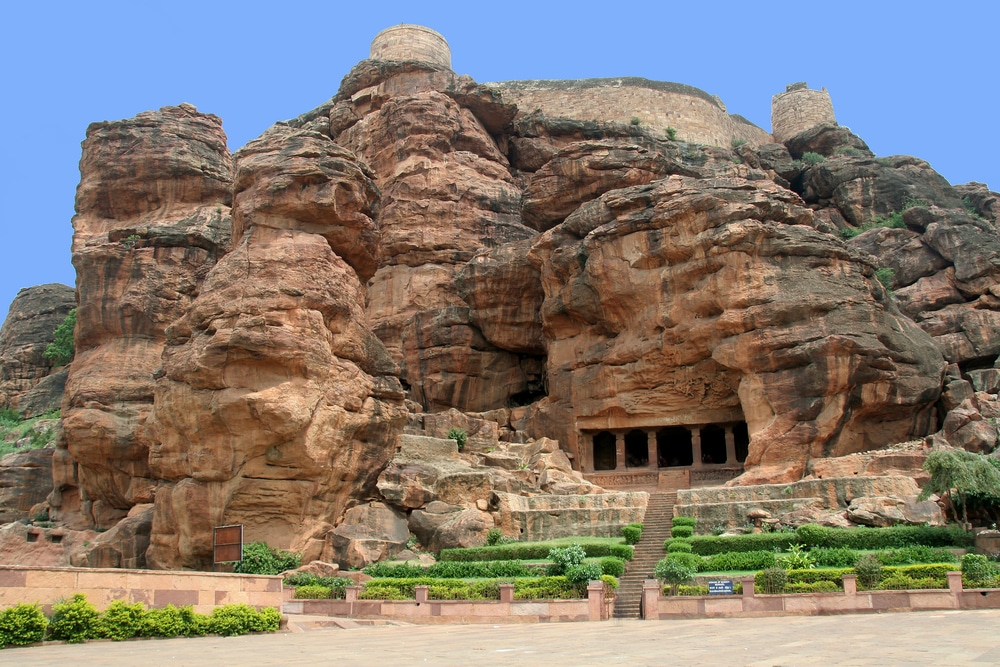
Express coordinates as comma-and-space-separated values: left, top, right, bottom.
613, 491, 676, 619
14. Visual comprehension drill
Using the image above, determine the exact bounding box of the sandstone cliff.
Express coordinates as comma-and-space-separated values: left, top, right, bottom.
8, 33, 1000, 569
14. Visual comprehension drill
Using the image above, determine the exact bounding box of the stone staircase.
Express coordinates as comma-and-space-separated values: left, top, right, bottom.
613, 491, 675, 619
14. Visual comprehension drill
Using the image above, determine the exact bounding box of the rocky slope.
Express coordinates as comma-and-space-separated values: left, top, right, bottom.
2, 43, 998, 570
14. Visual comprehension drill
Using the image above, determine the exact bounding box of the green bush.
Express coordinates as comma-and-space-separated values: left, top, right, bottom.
284, 573, 352, 598
784, 580, 840, 593
48, 594, 100, 643
699, 550, 776, 573
655, 558, 695, 595
565, 562, 603, 588
431, 560, 531, 579
514, 576, 581, 600
0, 602, 47, 646
756, 567, 788, 594
689, 532, 797, 555
854, 553, 883, 589
446, 427, 467, 451
876, 574, 945, 591
671, 525, 694, 539
43, 309, 76, 366
785, 568, 850, 586
809, 547, 860, 568
99, 600, 145, 641
231, 541, 301, 575
666, 540, 693, 554
486, 528, 504, 546
801, 151, 825, 165
777, 544, 815, 570
878, 545, 958, 566
672, 516, 697, 528
140, 604, 187, 638
253, 607, 281, 633
440, 540, 632, 562
600, 574, 619, 591
548, 543, 587, 576
677, 584, 709, 596
294, 585, 332, 599
962, 553, 995, 586
665, 552, 703, 571
178, 605, 210, 637
664, 126, 678, 141
622, 524, 642, 545
599, 556, 625, 577
207, 604, 261, 637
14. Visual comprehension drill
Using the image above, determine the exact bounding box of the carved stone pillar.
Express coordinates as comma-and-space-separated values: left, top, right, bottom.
583, 433, 594, 473
691, 428, 703, 469
647, 431, 658, 469
725, 425, 737, 465
615, 432, 625, 471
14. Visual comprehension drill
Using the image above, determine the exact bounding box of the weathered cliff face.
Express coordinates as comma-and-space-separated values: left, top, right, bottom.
0, 284, 75, 415
25, 45, 1000, 568
145, 125, 407, 569
55, 104, 232, 529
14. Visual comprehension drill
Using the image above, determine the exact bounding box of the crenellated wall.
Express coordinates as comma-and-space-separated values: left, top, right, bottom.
491, 78, 773, 148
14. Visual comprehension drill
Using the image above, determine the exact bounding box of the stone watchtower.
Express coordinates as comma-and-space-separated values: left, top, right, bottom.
370, 24, 452, 69
770, 82, 836, 143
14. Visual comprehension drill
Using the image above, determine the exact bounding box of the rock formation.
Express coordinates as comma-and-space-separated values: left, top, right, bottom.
5, 25, 1000, 569
0, 283, 75, 415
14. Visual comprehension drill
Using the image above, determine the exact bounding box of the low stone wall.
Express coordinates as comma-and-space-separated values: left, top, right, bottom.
642, 572, 1000, 619
0, 565, 282, 614
491, 491, 648, 542
285, 582, 612, 623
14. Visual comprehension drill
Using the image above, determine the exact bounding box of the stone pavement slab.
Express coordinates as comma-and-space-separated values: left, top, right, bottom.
10, 609, 1000, 666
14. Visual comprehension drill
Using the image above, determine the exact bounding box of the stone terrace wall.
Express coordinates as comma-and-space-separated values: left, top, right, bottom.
491, 78, 772, 148
771, 85, 836, 143
0, 565, 282, 614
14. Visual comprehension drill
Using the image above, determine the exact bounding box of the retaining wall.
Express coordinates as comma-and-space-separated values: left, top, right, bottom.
642, 572, 1000, 619
285, 582, 612, 623
0, 565, 283, 614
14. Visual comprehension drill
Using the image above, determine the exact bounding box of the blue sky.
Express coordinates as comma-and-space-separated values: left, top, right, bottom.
1, 1, 996, 318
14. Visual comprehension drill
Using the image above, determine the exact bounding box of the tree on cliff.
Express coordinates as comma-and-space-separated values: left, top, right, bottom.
43, 308, 76, 367
920, 448, 1000, 527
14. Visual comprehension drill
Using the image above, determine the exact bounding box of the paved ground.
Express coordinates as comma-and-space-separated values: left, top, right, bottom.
12, 610, 1000, 666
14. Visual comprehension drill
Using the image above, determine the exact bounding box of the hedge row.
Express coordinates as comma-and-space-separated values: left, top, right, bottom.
754, 564, 956, 591
439, 542, 633, 562
358, 575, 618, 601
363, 557, 626, 580
0, 595, 279, 647
688, 524, 972, 556
283, 573, 353, 598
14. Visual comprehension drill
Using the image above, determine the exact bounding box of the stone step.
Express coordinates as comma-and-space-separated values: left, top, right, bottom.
615, 492, 676, 619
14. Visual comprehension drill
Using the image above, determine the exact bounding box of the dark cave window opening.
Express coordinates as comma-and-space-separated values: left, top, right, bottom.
593, 431, 617, 471
656, 426, 693, 467
624, 429, 648, 467
700, 424, 727, 465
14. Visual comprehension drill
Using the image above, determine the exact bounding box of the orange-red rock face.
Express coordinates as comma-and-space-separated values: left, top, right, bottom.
145, 126, 406, 569
57, 104, 233, 528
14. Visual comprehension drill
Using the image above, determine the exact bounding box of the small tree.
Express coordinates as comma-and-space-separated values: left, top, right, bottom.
43, 308, 76, 366
920, 449, 1000, 527
654, 557, 695, 595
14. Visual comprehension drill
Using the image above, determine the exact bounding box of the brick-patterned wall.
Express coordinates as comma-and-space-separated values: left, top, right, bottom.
370, 25, 451, 68
492, 79, 772, 148
0, 565, 282, 614
771, 88, 836, 143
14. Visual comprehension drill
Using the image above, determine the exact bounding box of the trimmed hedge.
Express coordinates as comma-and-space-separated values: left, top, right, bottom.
754, 564, 956, 591
364, 560, 533, 579
439, 542, 633, 562
622, 524, 642, 545
294, 585, 333, 599
689, 524, 972, 556
666, 540, 693, 554
699, 550, 777, 573
672, 516, 697, 528
359, 576, 597, 601
671, 525, 694, 539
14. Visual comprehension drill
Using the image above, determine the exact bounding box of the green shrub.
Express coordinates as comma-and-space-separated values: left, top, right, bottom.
622, 524, 642, 545
962, 553, 995, 586
809, 547, 860, 567
0, 602, 47, 646
672, 516, 697, 528
876, 574, 945, 591
48, 594, 100, 643
731, 138, 748, 149
689, 532, 797, 555
664, 127, 678, 141
514, 576, 581, 600
777, 544, 815, 570
877, 545, 958, 566
363, 562, 427, 578
440, 540, 632, 562
785, 568, 850, 586
834, 146, 864, 157
99, 600, 145, 641
43, 309, 76, 366
207, 604, 260, 637
231, 541, 301, 575
609, 544, 635, 561
429, 560, 532, 579
666, 540, 693, 554
446, 427, 467, 451
655, 558, 695, 595
854, 553, 883, 589
665, 552, 703, 571
677, 584, 708, 596
801, 151, 825, 165
699, 550, 776, 573
565, 562, 603, 588
294, 585, 332, 599
140, 604, 186, 638
671, 525, 694, 539
178, 605, 210, 637
875, 267, 895, 291
600, 574, 619, 591
784, 580, 840, 593
253, 607, 281, 633
756, 567, 787, 594
629, 116, 641, 126
599, 556, 625, 577
486, 528, 504, 546
548, 543, 587, 576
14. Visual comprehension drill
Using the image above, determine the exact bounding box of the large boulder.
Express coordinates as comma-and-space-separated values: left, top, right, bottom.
328, 502, 409, 569
0, 447, 53, 523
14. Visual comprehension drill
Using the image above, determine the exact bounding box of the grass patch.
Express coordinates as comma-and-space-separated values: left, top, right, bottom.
0, 409, 60, 458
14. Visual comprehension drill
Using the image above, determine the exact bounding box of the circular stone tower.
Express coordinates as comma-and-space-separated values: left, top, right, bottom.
370, 24, 452, 69
771, 82, 836, 143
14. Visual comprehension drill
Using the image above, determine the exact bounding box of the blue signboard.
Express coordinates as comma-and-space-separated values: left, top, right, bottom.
708, 580, 734, 595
